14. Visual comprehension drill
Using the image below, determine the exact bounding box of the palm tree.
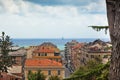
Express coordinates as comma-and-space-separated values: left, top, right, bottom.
28, 70, 46, 80
36, 70, 46, 80
48, 75, 61, 80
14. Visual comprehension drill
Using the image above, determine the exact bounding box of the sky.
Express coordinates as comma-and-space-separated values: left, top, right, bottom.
0, 0, 109, 39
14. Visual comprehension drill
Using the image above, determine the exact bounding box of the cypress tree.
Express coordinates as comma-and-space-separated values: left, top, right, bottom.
0, 32, 12, 76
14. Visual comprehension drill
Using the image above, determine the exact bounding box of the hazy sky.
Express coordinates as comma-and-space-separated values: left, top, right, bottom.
0, 0, 109, 38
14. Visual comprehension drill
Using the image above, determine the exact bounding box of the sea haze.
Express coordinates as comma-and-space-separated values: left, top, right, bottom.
12, 38, 110, 50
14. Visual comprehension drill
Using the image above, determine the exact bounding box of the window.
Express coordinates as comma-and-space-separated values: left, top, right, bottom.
54, 53, 59, 56
28, 70, 32, 74
45, 53, 47, 56
41, 53, 44, 56
86, 54, 88, 57
48, 70, 51, 75
58, 70, 60, 75
91, 55, 94, 58
103, 55, 108, 58
38, 53, 40, 56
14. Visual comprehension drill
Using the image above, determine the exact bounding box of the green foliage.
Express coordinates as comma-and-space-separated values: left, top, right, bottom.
64, 60, 110, 80
28, 70, 46, 80
104, 46, 112, 51
28, 70, 36, 80
0, 32, 12, 73
89, 26, 109, 34
94, 56, 102, 63
48, 75, 61, 80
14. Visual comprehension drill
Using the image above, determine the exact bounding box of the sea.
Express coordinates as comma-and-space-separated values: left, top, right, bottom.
12, 38, 110, 50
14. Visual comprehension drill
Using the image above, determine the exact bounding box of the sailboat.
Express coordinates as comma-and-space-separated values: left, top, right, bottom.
62, 37, 64, 40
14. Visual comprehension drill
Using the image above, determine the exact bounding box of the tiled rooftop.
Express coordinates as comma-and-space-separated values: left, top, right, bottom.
33, 45, 60, 53
9, 46, 21, 51
33, 56, 61, 58
72, 43, 84, 49
8, 66, 22, 73
25, 59, 62, 67
9, 49, 26, 56
40, 42, 57, 48
33, 47, 55, 53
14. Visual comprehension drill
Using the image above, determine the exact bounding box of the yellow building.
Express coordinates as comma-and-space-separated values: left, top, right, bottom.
85, 51, 111, 64
32, 42, 62, 62
25, 42, 65, 80
25, 59, 65, 80
79, 45, 111, 65
26, 46, 38, 59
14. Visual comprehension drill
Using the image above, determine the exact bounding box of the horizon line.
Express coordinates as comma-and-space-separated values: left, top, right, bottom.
11, 38, 110, 39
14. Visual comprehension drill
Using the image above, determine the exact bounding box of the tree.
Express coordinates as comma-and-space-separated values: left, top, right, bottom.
106, 0, 120, 80
28, 70, 36, 80
89, 26, 109, 34
0, 32, 12, 76
28, 70, 46, 80
48, 75, 61, 80
36, 70, 46, 80
89, 1, 120, 79
64, 60, 110, 80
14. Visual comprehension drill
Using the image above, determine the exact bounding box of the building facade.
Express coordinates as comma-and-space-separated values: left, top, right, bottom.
65, 39, 112, 71
25, 59, 65, 80
25, 42, 65, 80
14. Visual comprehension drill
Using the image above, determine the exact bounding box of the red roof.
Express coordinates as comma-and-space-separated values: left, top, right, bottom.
25, 59, 62, 67
33, 49, 54, 53
33, 47, 55, 53
72, 43, 83, 49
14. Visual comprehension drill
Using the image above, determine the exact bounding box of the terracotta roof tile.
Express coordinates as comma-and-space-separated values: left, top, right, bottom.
33, 46, 55, 53
25, 59, 62, 67
72, 43, 83, 49
33, 49, 54, 53
32, 43, 60, 53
